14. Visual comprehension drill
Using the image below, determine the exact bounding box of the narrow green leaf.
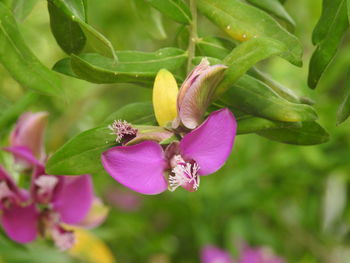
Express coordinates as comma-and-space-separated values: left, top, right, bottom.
313, 0, 343, 45
246, 0, 295, 30
215, 38, 288, 98
133, 0, 167, 40
146, 0, 191, 24
197, 0, 303, 66
257, 121, 330, 145
237, 116, 301, 135
248, 68, 301, 103
48, 0, 86, 54
48, 0, 117, 60
46, 102, 155, 175
54, 48, 187, 84
0, 92, 39, 131
337, 70, 350, 125
12, 0, 39, 22
196, 36, 236, 59
102, 102, 156, 125
0, 3, 62, 96
219, 74, 318, 122
308, 0, 348, 89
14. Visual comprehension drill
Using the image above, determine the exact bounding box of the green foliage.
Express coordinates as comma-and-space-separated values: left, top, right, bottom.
308, 0, 348, 89
197, 0, 302, 65
257, 121, 330, 145
146, 0, 192, 24
0, 2, 62, 96
54, 48, 187, 84
47, 0, 117, 60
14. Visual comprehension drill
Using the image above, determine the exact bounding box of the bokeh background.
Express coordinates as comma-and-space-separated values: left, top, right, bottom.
1, 0, 350, 262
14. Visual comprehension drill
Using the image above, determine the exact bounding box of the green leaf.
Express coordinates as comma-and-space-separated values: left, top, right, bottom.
337, 70, 350, 125
219, 74, 318, 122
46, 102, 155, 175
312, 0, 343, 45
54, 48, 187, 84
48, 0, 117, 60
237, 116, 301, 135
48, 0, 86, 54
215, 38, 288, 98
102, 102, 156, 125
257, 121, 330, 145
12, 0, 39, 22
0, 3, 62, 96
246, 0, 295, 30
197, 0, 302, 66
133, 0, 167, 40
0, 92, 39, 131
308, 0, 348, 89
248, 68, 301, 103
146, 0, 191, 24
196, 36, 236, 59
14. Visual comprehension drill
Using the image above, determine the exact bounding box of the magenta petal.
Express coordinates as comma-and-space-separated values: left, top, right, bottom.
102, 141, 168, 195
200, 245, 233, 263
53, 175, 93, 225
3, 146, 43, 169
1, 204, 38, 243
180, 109, 236, 175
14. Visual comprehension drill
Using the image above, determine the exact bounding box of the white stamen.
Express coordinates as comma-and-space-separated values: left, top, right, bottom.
168, 155, 200, 192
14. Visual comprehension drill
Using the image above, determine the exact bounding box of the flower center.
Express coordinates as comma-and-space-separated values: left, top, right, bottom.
168, 155, 200, 192
108, 120, 138, 143
34, 175, 59, 204
0, 181, 15, 206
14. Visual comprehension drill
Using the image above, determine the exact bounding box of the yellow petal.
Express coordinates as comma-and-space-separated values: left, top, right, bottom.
152, 69, 178, 126
69, 227, 116, 263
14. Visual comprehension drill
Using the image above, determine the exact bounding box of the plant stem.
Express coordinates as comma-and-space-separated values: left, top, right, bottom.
187, 0, 198, 73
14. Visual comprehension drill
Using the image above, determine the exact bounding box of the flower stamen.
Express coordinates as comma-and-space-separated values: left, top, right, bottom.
108, 120, 138, 143
169, 155, 200, 192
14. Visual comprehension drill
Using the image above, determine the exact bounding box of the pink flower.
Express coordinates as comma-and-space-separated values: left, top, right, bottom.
200, 245, 285, 263
201, 245, 233, 263
102, 108, 236, 194
0, 112, 102, 250
7, 112, 48, 170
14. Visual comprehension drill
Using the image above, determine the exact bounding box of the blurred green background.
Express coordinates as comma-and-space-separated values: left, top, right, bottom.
1, 0, 350, 262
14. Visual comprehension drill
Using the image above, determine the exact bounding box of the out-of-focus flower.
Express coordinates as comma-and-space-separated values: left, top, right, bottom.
0, 165, 38, 243
69, 227, 116, 263
0, 112, 107, 251
102, 109, 236, 194
201, 245, 233, 263
7, 112, 48, 170
238, 246, 284, 263
200, 244, 285, 263
105, 187, 142, 212
78, 198, 109, 228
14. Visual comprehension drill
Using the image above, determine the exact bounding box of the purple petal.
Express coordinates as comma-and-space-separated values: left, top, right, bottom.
10, 112, 48, 159
3, 146, 43, 170
102, 141, 168, 195
239, 246, 284, 263
0, 165, 23, 203
1, 204, 38, 243
180, 109, 236, 175
200, 245, 233, 263
53, 175, 94, 225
